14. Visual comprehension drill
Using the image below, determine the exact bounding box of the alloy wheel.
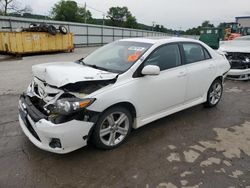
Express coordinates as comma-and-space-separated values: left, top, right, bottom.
209, 82, 222, 105
99, 112, 130, 146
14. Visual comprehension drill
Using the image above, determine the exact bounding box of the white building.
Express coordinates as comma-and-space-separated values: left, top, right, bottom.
236, 16, 250, 27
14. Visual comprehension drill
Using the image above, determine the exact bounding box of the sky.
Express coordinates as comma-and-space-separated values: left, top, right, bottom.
21, 0, 250, 30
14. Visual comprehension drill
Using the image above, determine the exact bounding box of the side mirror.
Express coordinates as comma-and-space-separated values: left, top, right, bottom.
141, 65, 160, 76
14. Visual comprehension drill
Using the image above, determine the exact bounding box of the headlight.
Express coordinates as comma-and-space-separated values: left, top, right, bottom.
52, 98, 95, 115
244, 57, 250, 63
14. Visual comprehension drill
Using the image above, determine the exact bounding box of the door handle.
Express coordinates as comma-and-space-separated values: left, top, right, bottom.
208, 64, 214, 69
178, 71, 187, 78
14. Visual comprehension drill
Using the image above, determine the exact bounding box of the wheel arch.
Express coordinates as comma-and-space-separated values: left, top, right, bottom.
87, 101, 137, 142
215, 76, 223, 83
103, 101, 137, 120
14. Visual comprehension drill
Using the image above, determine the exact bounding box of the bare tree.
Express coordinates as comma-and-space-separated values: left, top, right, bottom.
0, 0, 32, 15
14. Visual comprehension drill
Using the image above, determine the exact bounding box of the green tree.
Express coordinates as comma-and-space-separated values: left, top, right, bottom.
78, 7, 93, 23
185, 20, 215, 35
51, 0, 93, 23
217, 22, 227, 28
0, 0, 31, 15
124, 15, 137, 28
201, 20, 214, 28
107, 6, 138, 28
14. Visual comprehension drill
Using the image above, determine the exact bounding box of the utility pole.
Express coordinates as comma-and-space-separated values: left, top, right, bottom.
152, 21, 156, 31
102, 13, 105, 26
84, 2, 87, 24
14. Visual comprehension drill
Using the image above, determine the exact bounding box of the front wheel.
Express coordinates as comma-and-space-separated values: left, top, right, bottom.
204, 79, 223, 108
91, 106, 132, 150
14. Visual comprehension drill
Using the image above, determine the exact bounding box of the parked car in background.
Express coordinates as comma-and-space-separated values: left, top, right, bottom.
18, 37, 230, 154
219, 36, 250, 80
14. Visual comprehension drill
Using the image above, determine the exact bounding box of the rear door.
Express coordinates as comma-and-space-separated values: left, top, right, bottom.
181, 42, 215, 102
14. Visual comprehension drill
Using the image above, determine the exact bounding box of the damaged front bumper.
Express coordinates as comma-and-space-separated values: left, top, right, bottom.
225, 52, 250, 80
18, 94, 94, 154
227, 68, 250, 80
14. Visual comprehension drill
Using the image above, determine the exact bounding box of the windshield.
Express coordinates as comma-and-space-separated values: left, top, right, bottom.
81, 41, 152, 73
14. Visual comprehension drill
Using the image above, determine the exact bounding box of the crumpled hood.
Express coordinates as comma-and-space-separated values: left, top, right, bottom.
219, 41, 250, 53
32, 62, 118, 87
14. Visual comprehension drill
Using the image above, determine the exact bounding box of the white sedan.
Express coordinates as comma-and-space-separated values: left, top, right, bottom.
18, 37, 230, 153
219, 36, 250, 80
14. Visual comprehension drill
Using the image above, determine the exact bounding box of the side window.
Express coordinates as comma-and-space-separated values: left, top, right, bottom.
144, 44, 181, 71
183, 43, 207, 64
204, 48, 211, 59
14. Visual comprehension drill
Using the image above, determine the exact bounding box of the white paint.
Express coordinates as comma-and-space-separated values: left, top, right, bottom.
180, 171, 193, 178
32, 61, 118, 87
156, 182, 177, 188
181, 180, 189, 186
214, 168, 226, 173
167, 153, 181, 162
223, 160, 232, 167
183, 150, 200, 163
229, 170, 244, 178
168, 145, 177, 150
189, 145, 206, 152
219, 39, 250, 53
200, 157, 221, 167
200, 121, 250, 159
182, 182, 203, 188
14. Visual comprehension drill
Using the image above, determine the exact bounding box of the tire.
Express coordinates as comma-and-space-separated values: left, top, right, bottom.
39, 24, 48, 32
91, 106, 133, 150
48, 25, 57, 35
204, 79, 223, 108
59, 25, 68, 34
29, 23, 37, 28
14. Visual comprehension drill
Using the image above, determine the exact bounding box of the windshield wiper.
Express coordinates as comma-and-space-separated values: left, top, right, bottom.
77, 58, 114, 73
86, 64, 110, 72
77, 58, 86, 65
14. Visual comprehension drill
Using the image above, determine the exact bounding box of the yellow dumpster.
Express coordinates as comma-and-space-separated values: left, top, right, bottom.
0, 32, 74, 55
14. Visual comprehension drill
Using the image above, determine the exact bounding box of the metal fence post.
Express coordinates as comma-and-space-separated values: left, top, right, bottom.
9, 19, 12, 31
112, 28, 115, 41
101, 26, 104, 45
67, 24, 70, 32
86, 25, 89, 46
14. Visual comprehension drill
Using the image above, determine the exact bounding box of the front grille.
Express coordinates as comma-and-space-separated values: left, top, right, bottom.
19, 107, 41, 142
20, 95, 48, 122
25, 116, 41, 141
226, 52, 250, 69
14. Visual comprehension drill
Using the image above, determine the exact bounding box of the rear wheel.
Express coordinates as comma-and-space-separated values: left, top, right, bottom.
91, 106, 132, 150
204, 79, 223, 108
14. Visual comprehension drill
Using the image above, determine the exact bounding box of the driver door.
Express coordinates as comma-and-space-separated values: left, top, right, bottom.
131, 43, 188, 122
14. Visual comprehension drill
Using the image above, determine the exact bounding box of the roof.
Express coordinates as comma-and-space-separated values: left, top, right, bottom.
120, 37, 198, 44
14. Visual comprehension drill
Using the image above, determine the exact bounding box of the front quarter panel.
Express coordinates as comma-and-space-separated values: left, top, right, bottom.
86, 73, 137, 114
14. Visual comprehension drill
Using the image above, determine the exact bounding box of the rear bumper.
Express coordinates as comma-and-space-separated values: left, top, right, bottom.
18, 95, 94, 154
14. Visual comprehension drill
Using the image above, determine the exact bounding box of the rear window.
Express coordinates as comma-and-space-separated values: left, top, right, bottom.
182, 43, 211, 64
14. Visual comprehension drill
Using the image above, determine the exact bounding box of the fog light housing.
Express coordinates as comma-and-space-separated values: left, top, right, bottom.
49, 138, 62, 149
